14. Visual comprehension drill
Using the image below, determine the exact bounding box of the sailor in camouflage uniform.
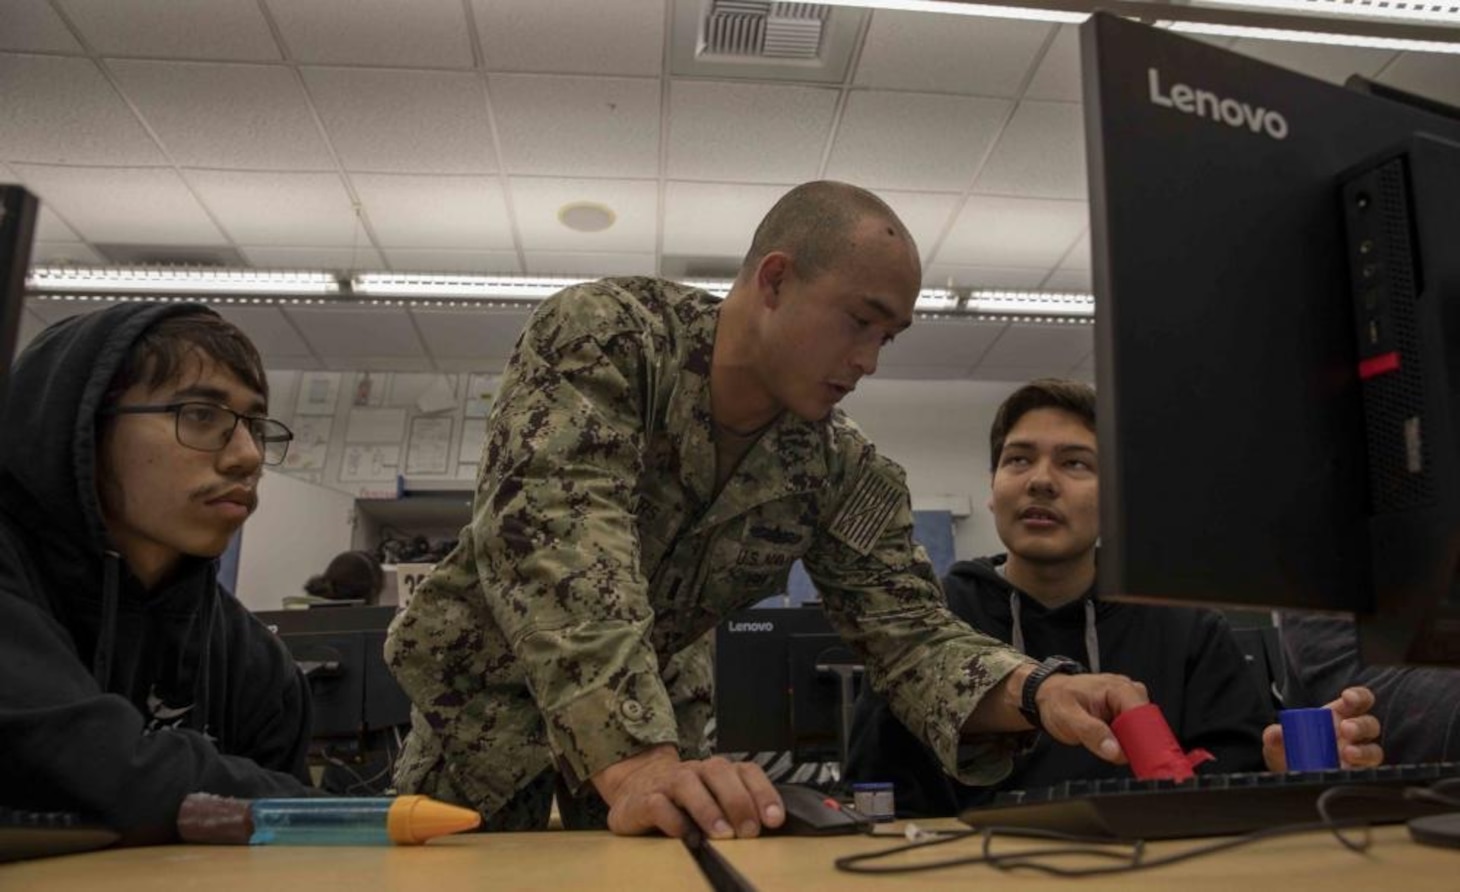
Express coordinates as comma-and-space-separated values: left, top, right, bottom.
386, 181, 1148, 838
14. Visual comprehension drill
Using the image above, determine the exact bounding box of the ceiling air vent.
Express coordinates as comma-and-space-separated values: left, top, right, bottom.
671, 0, 865, 84
701, 2, 831, 61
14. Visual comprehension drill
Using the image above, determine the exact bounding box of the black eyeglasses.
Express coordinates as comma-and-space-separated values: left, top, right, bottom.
103, 401, 294, 466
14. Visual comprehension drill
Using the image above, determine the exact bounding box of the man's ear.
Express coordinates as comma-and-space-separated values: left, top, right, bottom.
986, 473, 996, 514
756, 252, 791, 308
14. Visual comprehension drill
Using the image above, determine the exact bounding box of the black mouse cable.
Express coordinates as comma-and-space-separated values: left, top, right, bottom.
682, 826, 760, 892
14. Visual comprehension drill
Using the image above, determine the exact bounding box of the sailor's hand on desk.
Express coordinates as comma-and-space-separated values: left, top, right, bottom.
1261, 685, 1384, 772
1033, 672, 1150, 764
591, 744, 785, 840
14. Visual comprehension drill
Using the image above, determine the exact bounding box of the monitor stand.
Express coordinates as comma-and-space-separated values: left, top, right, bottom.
1408, 813, 1460, 848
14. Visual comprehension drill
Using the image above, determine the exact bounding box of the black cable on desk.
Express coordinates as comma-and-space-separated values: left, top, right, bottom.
682, 828, 759, 892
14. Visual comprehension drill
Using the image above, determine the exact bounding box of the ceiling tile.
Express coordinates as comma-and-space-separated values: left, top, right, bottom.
22, 297, 91, 326
854, 10, 1054, 98
209, 305, 313, 356
662, 181, 786, 259
975, 363, 1079, 383
490, 74, 661, 177
316, 355, 426, 371
923, 264, 1052, 290
31, 241, 105, 265
109, 60, 333, 170
1378, 51, 1460, 109
472, 0, 666, 76
667, 81, 836, 184
352, 174, 514, 250
972, 101, 1085, 200
1, 0, 84, 53
411, 305, 532, 365
18, 304, 49, 354
1025, 25, 1081, 103
872, 365, 976, 381
58, 0, 281, 61
34, 207, 82, 241
826, 91, 1011, 192
240, 245, 384, 271
381, 248, 520, 274
0, 54, 164, 165
12, 164, 227, 243
303, 67, 497, 173
878, 190, 961, 263
1042, 268, 1092, 291
938, 195, 1087, 268
1059, 231, 1091, 270
1227, 39, 1395, 86
522, 252, 656, 277
267, 0, 472, 68
508, 177, 657, 253
189, 170, 358, 246
977, 323, 1093, 369
880, 319, 1004, 374
286, 305, 422, 358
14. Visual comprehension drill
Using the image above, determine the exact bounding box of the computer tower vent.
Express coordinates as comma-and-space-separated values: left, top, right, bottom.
1347, 156, 1434, 513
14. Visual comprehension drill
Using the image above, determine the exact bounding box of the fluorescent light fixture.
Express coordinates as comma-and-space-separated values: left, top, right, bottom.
812, 0, 1460, 52
1165, 18, 1460, 52
1198, 0, 1460, 27
813, 0, 1086, 23
966, 289, 1094, 317
28, 266, 340, 295
682, 279, 734, 297
27, 267, 1094, 320
915, 288, 959, 311
352, 273, 590, 299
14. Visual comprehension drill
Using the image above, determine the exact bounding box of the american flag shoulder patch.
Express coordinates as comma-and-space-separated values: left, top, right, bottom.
830, 466, 902, 555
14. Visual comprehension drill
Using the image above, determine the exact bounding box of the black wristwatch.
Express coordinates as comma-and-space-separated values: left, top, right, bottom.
1018, 655, 1087, 732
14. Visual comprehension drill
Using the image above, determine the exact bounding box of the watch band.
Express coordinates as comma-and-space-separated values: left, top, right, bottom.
1018, 655, 1087, 732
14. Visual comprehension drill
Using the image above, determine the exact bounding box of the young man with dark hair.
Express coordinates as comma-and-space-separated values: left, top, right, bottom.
387, 183, 1154, 840
845, 377, 1383, 817
0, 303, 315, 842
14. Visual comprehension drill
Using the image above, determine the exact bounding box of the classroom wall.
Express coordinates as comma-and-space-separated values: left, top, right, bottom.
238, 369, 1034, 606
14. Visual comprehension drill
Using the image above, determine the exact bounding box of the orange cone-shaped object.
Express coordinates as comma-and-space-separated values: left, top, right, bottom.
386, 795, 482, 844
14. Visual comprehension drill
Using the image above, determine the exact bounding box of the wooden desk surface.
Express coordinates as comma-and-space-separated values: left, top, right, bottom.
712, 822, 1459, 891
0, 831, 704, 892
3, 823, 1455, 891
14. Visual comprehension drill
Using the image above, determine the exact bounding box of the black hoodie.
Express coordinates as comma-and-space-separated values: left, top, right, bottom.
0, 302, 314, 841
845, 556, 1271, 818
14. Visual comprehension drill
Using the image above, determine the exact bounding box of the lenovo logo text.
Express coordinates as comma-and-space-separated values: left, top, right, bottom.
1148, 68, 1288, 141
727, 621, 775, 633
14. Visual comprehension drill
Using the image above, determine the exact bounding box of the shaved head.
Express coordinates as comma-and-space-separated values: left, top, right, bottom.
740, 180, 919, 283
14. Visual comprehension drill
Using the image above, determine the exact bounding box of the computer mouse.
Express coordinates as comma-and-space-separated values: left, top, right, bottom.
767, 784, 871, 836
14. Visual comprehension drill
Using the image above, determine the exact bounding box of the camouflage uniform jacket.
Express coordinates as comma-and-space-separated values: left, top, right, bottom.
385, 277, 1031, 817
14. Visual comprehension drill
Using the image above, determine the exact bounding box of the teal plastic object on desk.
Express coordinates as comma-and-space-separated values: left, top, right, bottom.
251, 798, 396, 845
177, 793, 481, 846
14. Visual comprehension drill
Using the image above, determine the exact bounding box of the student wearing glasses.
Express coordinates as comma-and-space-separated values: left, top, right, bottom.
0, 303, 316, 843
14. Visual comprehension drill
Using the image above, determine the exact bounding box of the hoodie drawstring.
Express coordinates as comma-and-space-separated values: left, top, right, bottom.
1007, 588, 1101, 673
93, 551, 122, 690
192, 565, 218, 734
1083, 599, 1101, 674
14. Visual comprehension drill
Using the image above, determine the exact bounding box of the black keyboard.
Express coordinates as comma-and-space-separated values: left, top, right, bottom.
0, 807, 118, 863
959, 762, 1460, 840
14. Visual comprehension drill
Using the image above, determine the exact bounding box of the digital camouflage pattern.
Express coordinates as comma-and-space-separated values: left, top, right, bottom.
385, 277, 1032, 824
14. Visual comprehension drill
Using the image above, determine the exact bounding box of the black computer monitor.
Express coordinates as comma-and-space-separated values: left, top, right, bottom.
0, 186, 40, 408
255, 607, 412, 738
1083, 13, 1460, 666
714, 607, 863, 763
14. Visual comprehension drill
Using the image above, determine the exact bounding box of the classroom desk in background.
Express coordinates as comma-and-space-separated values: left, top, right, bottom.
0, 823, 1454, 891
